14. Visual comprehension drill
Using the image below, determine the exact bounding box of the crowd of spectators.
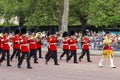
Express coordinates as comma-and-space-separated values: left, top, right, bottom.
40, 30, 120, 50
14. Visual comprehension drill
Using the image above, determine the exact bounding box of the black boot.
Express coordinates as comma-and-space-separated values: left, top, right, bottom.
88, 60, 92, 62
7, 64, 12, 67
54, 63, 60, 65
27, 66, 32, 69
34, 62, 38, 64
74, 62, 78, 64
79, 57, 81, 62
17, 65, 21, 68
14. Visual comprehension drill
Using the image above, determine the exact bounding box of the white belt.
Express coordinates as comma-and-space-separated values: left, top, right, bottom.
30, 42, 36, 44
4, 42, 12, 46
83, 44, 89, 46
49, 43, 56, 45
69, 44, 76, 46
20, 44, 29, 46
20, 44, 29, 50
63, 44, 68, 45
4, 43, 9, 44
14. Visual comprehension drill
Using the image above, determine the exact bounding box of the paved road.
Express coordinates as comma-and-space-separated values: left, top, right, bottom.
0, 50, 120, 80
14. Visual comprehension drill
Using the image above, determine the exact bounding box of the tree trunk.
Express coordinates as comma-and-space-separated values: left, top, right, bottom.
60, 0, 69, 32
19, 18, 24, 26
80, 15, 87, 37
58, 0, 64, 31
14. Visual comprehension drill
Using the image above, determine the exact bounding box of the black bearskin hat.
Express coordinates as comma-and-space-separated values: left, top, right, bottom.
14, 28, 20, 34
83, 31, 87, 36
0, 28, 3, 33
69, 30, 75, 36
105, 31, 110, 34
3, 27, 9, 34
47, 30, 50, 36
29, 27, 35, 33
63, 31, 68, 37
21, 27, 27, 35
29, 27, 35, 35
50, 28, 56, 35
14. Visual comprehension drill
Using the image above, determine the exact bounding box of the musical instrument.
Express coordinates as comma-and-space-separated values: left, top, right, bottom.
35, 32, 41, 42
0, 33, 3, 38
27, 33, 37, 42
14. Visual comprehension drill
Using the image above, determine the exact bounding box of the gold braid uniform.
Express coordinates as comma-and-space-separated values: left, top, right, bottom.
102, 36, 113, 58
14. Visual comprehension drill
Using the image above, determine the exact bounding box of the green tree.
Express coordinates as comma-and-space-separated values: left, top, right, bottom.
69, 0, 120, 35
0, 0, 120, 32
0, 0, 38, 26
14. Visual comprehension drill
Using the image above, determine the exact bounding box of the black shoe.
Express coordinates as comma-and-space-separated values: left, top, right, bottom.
55, 63, 59, 65
7, 64, 12, 67
27, 66, 32, 69
111, 66, 116, 68
74, 62, 78, 64
39, 57, 43, 59
99, 66, 103, 68
88, 61, 92, 62
17, 65, 21, 68
34, 62, 38, 64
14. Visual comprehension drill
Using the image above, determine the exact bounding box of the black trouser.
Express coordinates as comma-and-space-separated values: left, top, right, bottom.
45, 48, 50, 59
0, 48, 2, 55
46, 50, 58, 64
37, 48, 42, 58
68, 50, 77, 63
0, 50, 10, 65
11, 49, 20, 61
18, 52, 31, 67
30, 49, 37, 63
60, 49, 69, 60
79, 49, 91, 62
1, 49, 6, 60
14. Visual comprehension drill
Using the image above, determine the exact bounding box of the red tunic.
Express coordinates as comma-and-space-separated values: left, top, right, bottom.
1, 36, 10, 50
36, 38, 42, 49
47, 37, 50, 49
0, 37, 2, 49
12, 34, 20, 49
49, 36, 57, 51
62, 38, 69, 50
82, 37, 90, 50
68, 38, 77, 51
20, 36, 29, 52
28, 38, 37, 50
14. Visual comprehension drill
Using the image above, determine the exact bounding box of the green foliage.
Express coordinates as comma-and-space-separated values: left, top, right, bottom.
26, 0, 61, 26
0, 0, 120, 28
88, 0, 120, 26
69, 0, 120, 27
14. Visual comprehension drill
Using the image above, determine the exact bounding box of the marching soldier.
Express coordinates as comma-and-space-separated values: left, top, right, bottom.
45, 28, 59, 65
11, 28, 20, 61
28, 27, 38, 63
0, 27, 11, 66
60, 31, 69, 62
79, 34, 92, 62
67, 30, 78, 63
17, 28, 32, 69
